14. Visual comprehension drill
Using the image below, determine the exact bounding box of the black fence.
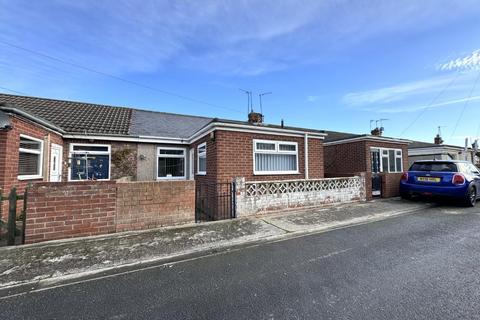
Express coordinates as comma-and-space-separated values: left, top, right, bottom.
195, 182, 236, 222
0, 187, 28, 246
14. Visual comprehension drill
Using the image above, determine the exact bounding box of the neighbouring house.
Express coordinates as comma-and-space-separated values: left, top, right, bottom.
0, 93, 327, 196
323, 129, 410, 200
408, 134, 476, 166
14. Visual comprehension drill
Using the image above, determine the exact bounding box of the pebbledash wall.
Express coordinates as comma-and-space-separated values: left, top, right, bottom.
24, 180, 195, 244
324, 140, 409, 200
235, 175, 366, 216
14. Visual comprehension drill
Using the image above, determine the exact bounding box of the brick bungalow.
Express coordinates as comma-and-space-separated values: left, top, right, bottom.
323, 130, 410, 200
0, 93, 326, 198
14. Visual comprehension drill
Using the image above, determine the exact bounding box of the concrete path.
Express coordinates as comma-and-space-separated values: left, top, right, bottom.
0, 198, 428, 290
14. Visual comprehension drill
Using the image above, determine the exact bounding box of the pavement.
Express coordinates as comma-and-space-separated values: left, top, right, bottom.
2, 201, 480, 319
0, 198, 428, 292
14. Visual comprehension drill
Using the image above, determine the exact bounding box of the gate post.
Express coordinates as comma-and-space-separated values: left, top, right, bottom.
7, 187, 17, 246
21, 187, 29, 244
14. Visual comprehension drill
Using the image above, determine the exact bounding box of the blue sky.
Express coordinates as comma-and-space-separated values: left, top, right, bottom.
1, 1, 480, 146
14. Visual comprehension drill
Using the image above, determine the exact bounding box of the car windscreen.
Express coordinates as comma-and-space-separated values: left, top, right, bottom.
409, 162, 458, 172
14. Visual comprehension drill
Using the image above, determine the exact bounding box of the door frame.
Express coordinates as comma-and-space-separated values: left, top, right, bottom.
50, 143, 63, 182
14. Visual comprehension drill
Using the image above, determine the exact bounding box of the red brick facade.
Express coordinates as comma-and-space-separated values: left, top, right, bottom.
324, 139, 409, 199
191, 130, 325, 184
24, 180, 195, 244
24, 181, 117, 243
116, 181, 195, 232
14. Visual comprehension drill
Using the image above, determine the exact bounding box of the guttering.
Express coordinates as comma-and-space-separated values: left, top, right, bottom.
324, 135, 411, 146
0, 105, 65, 135
189, 121, 327, 143
63, 133, 188, 144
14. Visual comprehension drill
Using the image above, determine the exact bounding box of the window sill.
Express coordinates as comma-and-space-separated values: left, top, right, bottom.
156, 177, 187, 180
18, 175, 43, 181
253, 171, 300, 176
196, 172, 207, 176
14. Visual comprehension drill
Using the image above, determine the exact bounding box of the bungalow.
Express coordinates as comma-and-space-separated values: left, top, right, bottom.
0, 93, 326, 198
408, 134, 476, 166
323, 130, 410, 199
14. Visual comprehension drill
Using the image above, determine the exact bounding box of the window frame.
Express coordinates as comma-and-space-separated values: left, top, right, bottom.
372, 147, 403, 173
197, 142, 207, 175
18, 134, 44, 180
253, 139, 299, 175
156, 146, 187, 180
68, 143, 111, 181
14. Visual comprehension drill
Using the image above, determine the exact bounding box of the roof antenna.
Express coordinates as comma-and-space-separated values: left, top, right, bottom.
239, 89, 252, 114
259, 92, 272, 116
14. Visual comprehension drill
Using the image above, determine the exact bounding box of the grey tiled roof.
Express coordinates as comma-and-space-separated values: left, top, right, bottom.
0, 110, 11, 129
130, 110, 213, 139
323, 130, 363, 142
409, 140, 464, 149
0, 93, 132, 135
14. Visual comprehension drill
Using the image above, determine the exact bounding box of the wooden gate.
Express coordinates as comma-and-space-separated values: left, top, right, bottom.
0, 187, 28, 246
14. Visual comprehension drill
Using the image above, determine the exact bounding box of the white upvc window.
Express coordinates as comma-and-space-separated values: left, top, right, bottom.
157, 147, 186, 179
253, 139, 298, 175
69, 144, 111, 181
197, 142, 207, 175
375, 147, 403, 173
18, 134, 44, 180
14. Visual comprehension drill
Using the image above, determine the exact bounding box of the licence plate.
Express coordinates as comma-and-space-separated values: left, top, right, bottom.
417, 177, 441, 183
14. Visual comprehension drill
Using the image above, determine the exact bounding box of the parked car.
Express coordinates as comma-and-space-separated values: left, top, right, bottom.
399, 160, 480, 206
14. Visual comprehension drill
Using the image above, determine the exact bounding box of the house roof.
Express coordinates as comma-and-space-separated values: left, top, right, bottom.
323, 130, 363, 143
213, 118, 327, 135
323, 130, 409, 145
0, 110, 11, 129
0, 93, 132, 135
409, 140, 465, 150
130, 109, 213, 139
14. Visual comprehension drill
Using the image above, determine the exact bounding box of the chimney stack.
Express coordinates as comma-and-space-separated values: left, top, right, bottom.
371, 127, 382, 136
434, 134, 443, 145
248, 111, 263, 124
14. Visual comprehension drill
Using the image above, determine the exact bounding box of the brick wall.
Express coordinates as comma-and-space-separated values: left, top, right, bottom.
191, 130, 325, 184
24, 180, 195, 244
24, 181, 117, 243
116, 181, 195, 232
324, 139, 409, 199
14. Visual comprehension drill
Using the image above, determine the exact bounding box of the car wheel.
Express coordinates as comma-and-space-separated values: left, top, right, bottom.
465, 186, 477, 207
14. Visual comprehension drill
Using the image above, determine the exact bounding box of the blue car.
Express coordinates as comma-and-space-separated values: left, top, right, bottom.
400, 160, 480, 207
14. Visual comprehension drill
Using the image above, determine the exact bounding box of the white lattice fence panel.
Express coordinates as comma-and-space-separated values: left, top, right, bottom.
245, 177, 361, 197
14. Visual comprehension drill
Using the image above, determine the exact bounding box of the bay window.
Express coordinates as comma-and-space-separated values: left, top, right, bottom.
157, 147, 186, 179
18, 135, 43, 180
70, 144, 110, 181
253, 139, 298, 175
197, 143, 206, 175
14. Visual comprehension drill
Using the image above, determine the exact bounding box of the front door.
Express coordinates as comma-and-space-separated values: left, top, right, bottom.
50, 144, 63, 182
371, 149, 382, 197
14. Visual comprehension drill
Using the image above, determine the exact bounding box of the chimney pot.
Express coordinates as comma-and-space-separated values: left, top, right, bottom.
434, 134, 443, 145
248, 112, 263, 124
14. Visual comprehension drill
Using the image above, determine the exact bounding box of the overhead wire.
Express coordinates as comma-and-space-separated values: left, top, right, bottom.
0, 39, 244, 114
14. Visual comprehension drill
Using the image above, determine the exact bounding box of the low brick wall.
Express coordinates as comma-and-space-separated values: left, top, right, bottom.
381, 173, 402, 198
116, 181, 195, 232
24, 180, 195, 244
25, 181, 117, 244
235, 175, 366, 216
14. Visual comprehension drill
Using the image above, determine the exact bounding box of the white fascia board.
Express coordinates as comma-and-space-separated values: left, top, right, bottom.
63, 134, 188, 144
408, 146, 464, 156
324, 136, 411, 146
188, 122, 326, 144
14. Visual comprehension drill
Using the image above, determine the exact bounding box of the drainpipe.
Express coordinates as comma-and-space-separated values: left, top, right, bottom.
304, 133, 309, 180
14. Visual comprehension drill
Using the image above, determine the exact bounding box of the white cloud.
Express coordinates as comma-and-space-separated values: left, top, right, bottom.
375, 95, 480, 113
343, 76, 455, 106
438, 50, 480, 71
2, 0, 480, 78
307, 96, 319, 102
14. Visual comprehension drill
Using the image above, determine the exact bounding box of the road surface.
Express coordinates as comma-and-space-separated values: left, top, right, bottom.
2, 204, 480, 319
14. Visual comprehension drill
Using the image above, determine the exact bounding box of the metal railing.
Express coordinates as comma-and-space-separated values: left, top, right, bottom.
0, 187, 28, 246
